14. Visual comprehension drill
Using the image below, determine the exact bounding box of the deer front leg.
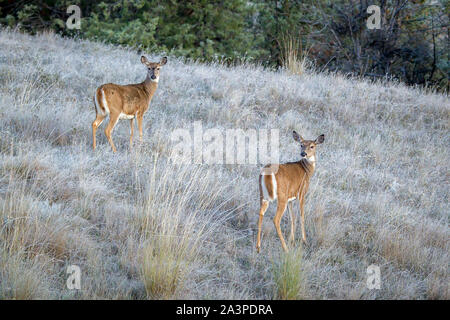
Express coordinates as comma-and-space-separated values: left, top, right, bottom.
299, 196, 307, 244
104, 113, 119, 153
274, 200, 288, 252
137, 114, 143, 143
256, 200, 269, 253
129, 118, 134, 148
288, 201, 296, 244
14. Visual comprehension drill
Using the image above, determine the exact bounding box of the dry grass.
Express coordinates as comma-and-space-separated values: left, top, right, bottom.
272, 246, 307, 300
140, 159, 228, 299
0, 27, 449, 299
278, 33, 311, 76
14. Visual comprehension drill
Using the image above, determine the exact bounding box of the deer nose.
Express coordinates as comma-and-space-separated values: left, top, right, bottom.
301, 152, 307, 157
151, 75, 156, 80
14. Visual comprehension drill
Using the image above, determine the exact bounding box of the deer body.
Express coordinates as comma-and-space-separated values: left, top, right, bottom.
256, 131, 324, 252
92, 56, 167, 152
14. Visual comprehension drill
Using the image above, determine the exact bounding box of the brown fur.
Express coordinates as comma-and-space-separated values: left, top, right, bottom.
92, 56, 167, 152
256, 132, 324, 252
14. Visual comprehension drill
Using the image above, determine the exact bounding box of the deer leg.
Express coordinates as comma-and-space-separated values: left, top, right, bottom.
299, 195, 307, 244
129, 118, 134, 148
137, 115, 143, 143
104, 113, 120, 153
92, 114, 105, 151
273, 200, 288, 252
256, 200, 269, 253
288, 201, 296, 244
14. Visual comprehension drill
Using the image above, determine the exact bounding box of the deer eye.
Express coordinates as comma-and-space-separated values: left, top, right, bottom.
310, 146, 314, 149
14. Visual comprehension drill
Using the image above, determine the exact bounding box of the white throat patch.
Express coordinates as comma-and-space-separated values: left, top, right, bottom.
308, 155, 316, 168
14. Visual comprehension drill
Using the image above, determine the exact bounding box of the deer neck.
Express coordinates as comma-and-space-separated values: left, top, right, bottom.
143, 77, 158, 99
297, 158, 315, 177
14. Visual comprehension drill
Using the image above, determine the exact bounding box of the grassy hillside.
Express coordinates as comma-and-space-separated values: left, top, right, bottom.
0, 28, 448, 299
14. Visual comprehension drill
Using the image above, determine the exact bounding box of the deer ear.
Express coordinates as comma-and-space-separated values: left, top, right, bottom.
292, 131, 303, 143
141, 56, 148, 65
315, 134, 325, 144
160, 56, 167, 66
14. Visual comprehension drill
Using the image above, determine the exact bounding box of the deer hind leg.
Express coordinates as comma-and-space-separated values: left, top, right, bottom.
104, 113, 120, 153
92, 114, 106, 151
274, 200, 288, 252
256, 200, 269, 253
288, 201, 296, 244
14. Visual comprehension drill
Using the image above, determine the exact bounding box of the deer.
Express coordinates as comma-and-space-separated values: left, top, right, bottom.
92, 56, 167, 152
256, 131, 325, 253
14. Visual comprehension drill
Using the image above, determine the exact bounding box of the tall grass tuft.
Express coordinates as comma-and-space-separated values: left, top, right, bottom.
272, 245, 306, 300
139, 155, 229, 299
278, 33, 311, 76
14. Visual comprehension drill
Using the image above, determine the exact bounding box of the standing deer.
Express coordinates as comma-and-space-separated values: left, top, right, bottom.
256, 131, 325, 252
92, 56, 167, 152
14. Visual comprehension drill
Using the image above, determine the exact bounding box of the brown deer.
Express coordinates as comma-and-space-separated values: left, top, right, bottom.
256, 131, 325, 252
92, 56, 167, 152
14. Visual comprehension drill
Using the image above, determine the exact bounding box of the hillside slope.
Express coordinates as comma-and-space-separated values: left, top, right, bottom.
0, 28, 448, 299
